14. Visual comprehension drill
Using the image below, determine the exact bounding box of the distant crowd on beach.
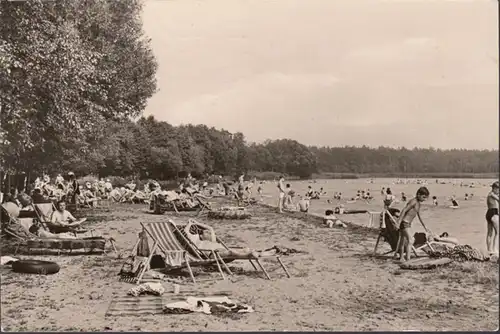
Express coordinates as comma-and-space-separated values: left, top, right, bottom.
272, 176, 499, 259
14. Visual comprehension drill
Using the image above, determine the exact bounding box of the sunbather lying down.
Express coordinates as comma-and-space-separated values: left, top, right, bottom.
413, 231, 459, 248
180, 219, 276, 258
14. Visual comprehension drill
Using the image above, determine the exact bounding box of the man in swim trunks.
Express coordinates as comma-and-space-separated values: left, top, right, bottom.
298, 196, 310, 213
277, 176, 285, 213
486, 181, 499, 255
396, 187, 430, 261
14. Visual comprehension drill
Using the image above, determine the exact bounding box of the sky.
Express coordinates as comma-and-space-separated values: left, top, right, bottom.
142, 0, 498, 150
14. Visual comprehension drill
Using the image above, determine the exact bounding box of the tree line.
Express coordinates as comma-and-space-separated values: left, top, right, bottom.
1, 0, 497, 181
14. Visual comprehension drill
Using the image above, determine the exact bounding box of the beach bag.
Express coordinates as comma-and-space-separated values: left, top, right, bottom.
136, 230, 151, 257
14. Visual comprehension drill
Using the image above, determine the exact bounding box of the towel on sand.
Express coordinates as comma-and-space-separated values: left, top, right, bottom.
428, 244, 490, 262
164, 296, 254, 315
1, 256, 18, 265
128, 282, 165, 297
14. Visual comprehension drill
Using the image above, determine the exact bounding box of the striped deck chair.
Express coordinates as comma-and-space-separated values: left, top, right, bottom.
172, 219, 292, 280
131, 221, 226, 285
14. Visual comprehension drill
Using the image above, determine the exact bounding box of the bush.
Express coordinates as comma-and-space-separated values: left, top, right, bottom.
79, 175, 99, 184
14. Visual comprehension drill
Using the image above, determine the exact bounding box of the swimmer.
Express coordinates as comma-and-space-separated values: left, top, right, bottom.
450, 195, 459, 208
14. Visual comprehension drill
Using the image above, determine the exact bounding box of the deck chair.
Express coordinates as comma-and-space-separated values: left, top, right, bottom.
193, 195, 212, 217
373, 209, 439, 258
373, 208, 418, 258
172, 219, 292, 280
233, 192, 256, 207
127, 221, 227, 285
2, 213, 116, 255
33, 203, 91, 236
93, 197, 110, 210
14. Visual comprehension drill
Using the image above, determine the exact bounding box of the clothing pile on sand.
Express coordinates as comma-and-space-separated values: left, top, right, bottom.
127, 282, 165, 297
164, 296, 254, 315
427, 244, 490, 262
265, 245, 307, 256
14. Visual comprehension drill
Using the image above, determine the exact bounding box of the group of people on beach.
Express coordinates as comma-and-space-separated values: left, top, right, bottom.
274, 176, 500, 260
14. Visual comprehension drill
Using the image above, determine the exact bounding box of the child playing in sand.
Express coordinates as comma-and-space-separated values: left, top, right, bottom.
396, 187, 430, 261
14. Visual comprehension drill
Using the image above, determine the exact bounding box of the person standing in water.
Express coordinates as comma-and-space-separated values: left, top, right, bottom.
486, 181, 499, 256
384, 188, 396, 209
277, 175, 286, 213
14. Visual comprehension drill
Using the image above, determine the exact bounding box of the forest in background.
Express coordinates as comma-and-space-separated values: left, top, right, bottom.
1, 0, 498, 181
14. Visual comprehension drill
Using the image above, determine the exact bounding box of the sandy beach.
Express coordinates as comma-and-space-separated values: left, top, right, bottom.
1, 198, 498, 331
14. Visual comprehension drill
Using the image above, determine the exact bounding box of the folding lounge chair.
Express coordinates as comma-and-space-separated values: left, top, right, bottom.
91, 192, 111, 210
128, 221, 227, 285
2, 211, 116, 255
373, 209, 441, 257
233, 192, 256, 207
373, 209, 418, 257
172, 219, 292, 280
193, 195, 212, 217
33, 203, 90, 236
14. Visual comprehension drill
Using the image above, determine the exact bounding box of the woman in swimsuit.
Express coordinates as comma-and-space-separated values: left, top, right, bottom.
486, 181, 499, 255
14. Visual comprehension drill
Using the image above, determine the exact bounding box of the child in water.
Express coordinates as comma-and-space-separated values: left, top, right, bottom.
396, 187, 430, 261
432, 196, 438, 206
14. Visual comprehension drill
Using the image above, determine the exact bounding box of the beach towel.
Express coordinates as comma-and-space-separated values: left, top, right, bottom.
428, 244, 490, 262
0, 256, 18, 265
164, 296, 254, 315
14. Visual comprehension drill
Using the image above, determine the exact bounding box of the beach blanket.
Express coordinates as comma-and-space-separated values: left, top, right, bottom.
128, 282, 165, 297
105, 295, 164, 317
26, 237, 107, 251
428, 244, 490, 262
164, 296, 254, 315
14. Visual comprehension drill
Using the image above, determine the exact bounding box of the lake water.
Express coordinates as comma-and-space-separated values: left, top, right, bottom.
258, 178, 497, 251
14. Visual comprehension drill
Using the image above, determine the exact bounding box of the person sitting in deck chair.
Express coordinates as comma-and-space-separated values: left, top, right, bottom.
50, 200, 87, 232
181, 220, 274, 258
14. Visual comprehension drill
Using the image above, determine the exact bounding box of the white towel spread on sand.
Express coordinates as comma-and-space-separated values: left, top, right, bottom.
0, 256, 19, 265
164, 296, 254, 315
